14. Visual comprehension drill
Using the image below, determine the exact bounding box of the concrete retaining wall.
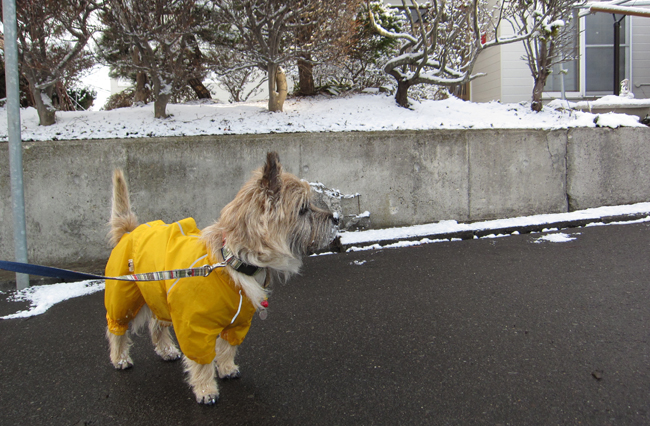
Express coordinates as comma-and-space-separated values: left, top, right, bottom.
1, 127, 649, 270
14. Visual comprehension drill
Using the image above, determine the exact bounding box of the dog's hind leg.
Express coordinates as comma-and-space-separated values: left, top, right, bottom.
106, 328, 133, 370
106, 302, 149, 370
148, 317, 181, 361
183, 357, 219, 404
214, 337, 240, 379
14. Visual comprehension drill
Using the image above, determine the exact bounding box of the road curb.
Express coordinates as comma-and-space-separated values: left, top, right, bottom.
334, 212, 650, 252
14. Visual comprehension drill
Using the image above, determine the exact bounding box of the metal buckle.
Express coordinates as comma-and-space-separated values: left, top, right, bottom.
203, 263, 225, 277
203, 265, 213, 277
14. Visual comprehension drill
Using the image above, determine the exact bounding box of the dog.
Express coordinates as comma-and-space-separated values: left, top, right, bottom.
104, 152, 337, 404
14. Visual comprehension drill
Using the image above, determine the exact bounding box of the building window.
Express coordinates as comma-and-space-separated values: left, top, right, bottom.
545, 12, 630, 97
584, 12, 629, 95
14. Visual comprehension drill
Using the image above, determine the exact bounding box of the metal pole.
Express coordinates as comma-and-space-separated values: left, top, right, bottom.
612, 14, 625, 96
3, 0, 30, 290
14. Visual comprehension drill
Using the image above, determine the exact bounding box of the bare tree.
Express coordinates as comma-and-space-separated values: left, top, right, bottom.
1, 0, 100, 125
369, 0, 543, 108
215, 66, 266, 103
508, 0, 584, 112
292, 1, 361, 96
100, 0, 206, 118
319, 0, 402, 91
211, 0, 357, 111
203, 23, 267, 103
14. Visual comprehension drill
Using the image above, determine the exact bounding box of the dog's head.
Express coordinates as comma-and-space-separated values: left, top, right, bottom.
204, 152, 337, 277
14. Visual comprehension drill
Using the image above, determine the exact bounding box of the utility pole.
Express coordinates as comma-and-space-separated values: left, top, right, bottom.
2, 0, 30, 290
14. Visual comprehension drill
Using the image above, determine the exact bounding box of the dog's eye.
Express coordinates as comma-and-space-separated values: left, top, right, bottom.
299, 205, 310, 216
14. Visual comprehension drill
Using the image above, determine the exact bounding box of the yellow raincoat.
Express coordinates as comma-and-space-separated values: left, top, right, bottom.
104, 218, 256, 364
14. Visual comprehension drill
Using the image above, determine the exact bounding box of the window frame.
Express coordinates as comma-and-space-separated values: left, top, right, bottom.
543, 13, 632, 100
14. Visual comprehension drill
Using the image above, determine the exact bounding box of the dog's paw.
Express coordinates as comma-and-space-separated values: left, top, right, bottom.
216, 363, 241, 380
197, 394, 219, 405
219, 370, 241, 380
112, 357, 133, 370
194, 388, 219, 405
155, 344, 181, 361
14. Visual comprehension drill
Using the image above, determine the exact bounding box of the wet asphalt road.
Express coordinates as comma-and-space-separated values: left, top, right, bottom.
1, 222, 649, 425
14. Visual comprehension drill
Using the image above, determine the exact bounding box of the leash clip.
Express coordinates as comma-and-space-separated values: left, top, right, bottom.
203, 262, 225, 277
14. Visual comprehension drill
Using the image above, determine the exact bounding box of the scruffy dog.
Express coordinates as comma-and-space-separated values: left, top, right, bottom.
104, 152, 337, 404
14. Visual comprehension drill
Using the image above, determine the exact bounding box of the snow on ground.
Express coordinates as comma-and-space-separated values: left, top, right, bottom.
339, 202, 650, 248
0, 93, 644, 142
1, 280, 104, 320
3, 202, 650, 320
534, 233, 578, 243
548, 95, 650, 117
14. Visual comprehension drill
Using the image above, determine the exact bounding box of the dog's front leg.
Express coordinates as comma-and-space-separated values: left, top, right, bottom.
215, 337, 240, 379
183, 356, 219, 404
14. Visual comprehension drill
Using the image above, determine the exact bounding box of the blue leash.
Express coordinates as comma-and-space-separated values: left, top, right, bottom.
0, 260, 106, 281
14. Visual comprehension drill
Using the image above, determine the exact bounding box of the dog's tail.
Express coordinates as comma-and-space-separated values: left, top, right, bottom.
108, 169, 139, 247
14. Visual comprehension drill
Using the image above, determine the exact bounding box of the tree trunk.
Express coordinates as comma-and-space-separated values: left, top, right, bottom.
133, 72, 149, 104
132, 47, 150, 104
531, 42, 550, 112
395, 80, 411, 108
154, 93, 170, 118
531, 66, 551, 112
531, 77, 546, 112
268, 65, 287, 112
295, 22, 315, 97
188, 78, 212, 99
297, 57, 315, 96
36, 98, 56, 126
183, 35, 211, 99
29, 81, 56, 126
151, 73, 171, 118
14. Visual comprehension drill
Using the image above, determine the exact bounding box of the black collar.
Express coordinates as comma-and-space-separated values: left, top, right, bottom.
220, 246, 261, 277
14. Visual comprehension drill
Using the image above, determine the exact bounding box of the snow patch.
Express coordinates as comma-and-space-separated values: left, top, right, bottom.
534, 233, 578, 243
338, 202, 650, 246
1, 280, 105, 320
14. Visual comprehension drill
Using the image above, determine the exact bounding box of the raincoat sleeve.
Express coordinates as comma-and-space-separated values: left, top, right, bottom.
220, 311, 254, 347
105, 231, 145, 335
173, 315, 224, 365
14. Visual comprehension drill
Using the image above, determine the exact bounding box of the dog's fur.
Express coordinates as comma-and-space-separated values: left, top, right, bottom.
106, 152, 337, 404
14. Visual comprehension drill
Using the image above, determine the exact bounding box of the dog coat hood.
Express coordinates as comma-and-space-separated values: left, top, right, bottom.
105, 218, 256, 364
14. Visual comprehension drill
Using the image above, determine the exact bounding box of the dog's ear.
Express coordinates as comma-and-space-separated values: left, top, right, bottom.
261, 151, 282, 197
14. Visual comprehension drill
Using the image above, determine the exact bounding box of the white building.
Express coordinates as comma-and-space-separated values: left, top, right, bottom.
385, 0, 650, 103
472, 0, 650, 103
